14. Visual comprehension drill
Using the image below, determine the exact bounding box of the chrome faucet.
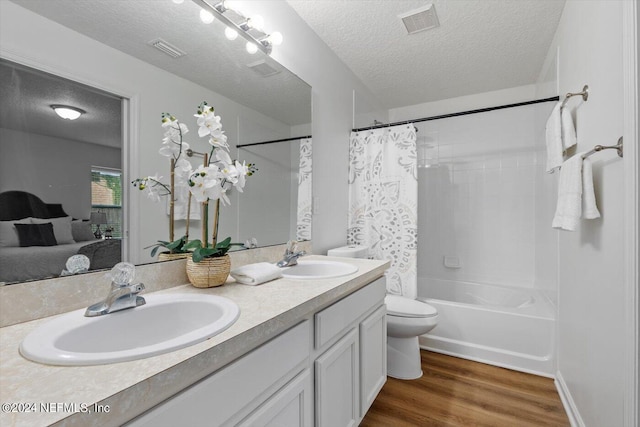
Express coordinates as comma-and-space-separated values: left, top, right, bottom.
85, 262, 146, 317
277, 240, 306, 267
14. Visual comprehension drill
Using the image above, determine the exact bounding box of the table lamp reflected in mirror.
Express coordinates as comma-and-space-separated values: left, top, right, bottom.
90, 212, 107, 239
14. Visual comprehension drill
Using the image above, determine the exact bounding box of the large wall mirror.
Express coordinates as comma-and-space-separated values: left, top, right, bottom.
0, 0, 312, 285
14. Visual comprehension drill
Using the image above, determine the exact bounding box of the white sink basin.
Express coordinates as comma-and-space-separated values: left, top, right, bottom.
282, 260, 358, 279
20, 293, 240, 366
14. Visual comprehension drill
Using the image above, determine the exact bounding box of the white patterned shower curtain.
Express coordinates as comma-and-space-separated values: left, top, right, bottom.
296, 138, 312, 241
348, 125, 418, 298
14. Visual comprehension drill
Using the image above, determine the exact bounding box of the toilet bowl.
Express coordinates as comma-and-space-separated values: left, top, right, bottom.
385, 294, 438, 380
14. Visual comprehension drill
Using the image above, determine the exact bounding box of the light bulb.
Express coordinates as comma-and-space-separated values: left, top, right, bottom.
246, 41, 258, 54
248, 14, 264, 30
172, 0, 184, 4
199, 9, 214, 24
268, 31, 283, 46
225, 27, 238, 40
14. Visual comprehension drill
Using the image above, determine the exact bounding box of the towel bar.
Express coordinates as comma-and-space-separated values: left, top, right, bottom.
582, 137, 623, 159
561, 85, 589, 109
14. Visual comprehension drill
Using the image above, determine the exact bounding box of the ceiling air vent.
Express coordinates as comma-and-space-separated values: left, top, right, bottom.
398, 4, 439, 35
246, 60, 280, 78
149, 38, 186, 58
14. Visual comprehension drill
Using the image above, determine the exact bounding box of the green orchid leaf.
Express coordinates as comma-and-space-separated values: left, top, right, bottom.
184, 239, 203, 250
215, 237, 232, 249
150, 246, 160, 258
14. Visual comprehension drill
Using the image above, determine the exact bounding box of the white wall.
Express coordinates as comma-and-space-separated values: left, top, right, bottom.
538, 1, 627, 425
0, 128, 121, 219
0, 1, 294, 263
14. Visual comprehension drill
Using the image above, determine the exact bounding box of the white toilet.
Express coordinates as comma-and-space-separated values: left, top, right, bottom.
327, 245, 439, 380
385, 294, 438, 380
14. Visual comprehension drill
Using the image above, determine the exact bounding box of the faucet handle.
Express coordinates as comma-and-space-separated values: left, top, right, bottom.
285, 240, 297, 254
129, 283, 145, 294
109, 262, 136, 287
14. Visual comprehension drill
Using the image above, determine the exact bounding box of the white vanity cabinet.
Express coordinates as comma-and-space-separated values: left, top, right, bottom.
313, 276, 387, 427
127, 277, 387, 427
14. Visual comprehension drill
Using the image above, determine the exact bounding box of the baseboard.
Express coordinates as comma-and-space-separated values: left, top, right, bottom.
554, 371, 585, 427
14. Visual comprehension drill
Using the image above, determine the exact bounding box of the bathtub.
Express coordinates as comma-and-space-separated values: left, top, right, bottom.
418, 278, 555, 377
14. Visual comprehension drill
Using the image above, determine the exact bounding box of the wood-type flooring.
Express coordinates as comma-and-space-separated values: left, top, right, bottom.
361, 350, 570, 427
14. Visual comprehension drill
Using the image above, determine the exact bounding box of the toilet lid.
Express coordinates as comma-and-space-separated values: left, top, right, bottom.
385, 295, 438, 318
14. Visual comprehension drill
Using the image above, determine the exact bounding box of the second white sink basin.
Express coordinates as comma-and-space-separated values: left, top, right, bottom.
20, 293, 240, 366
282, 260, 358, 279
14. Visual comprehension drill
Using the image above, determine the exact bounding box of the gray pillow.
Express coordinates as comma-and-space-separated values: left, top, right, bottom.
32, 216, 75, 244
0, 218, 33, 247
71, 220, 96, 242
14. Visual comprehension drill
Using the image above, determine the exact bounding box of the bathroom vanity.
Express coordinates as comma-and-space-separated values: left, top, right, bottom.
0, 255, 389, 427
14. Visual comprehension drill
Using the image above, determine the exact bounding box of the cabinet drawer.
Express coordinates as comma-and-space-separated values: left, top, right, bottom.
315, 277, 386, 349
129, 321, 310, 427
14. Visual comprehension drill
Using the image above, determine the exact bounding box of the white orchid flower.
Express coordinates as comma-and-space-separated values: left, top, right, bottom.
234, 160, 248, 191
215, 148, 232, 165
159, 139, 189, 158
195, 109, 222, 138
188, 165, 220, 203
208, 129, 229, 149
174, 158, 193, 185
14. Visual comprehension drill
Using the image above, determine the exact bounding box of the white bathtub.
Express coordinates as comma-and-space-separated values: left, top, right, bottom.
418, 278, 556, 377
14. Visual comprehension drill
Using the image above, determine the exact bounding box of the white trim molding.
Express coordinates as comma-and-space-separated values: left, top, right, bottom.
622, 1, 639, 426
555, 371, 585, 427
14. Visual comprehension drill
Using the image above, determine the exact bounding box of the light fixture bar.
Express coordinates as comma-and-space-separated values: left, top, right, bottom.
191, 0, 272, 54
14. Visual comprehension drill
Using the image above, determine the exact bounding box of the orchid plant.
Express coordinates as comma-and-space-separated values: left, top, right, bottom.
183, 101, 255, 262
131, 112, 194, 256
132, 102, 255, 262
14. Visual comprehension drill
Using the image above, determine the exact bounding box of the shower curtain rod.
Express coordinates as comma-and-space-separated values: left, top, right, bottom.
236, 135, 311, 149
352, 96, 560, 133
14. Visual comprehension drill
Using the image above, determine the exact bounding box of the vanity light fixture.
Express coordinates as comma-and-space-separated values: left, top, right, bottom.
51, 105, 85, 121
189, 0, 283, 55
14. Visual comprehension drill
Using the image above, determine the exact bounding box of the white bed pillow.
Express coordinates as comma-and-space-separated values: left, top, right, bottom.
32, 216, 75, 244
0, 218, 33, 247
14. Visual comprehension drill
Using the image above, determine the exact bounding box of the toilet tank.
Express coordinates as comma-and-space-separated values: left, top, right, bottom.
327, 245, 368, 259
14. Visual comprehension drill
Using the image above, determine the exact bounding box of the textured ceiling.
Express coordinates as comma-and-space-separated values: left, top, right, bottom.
286, 0, 566, 109
0, 59, 122, 148
9, 0, 311, 127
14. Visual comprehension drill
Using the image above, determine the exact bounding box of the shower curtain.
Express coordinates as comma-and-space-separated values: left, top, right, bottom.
348, 125, 418, 298
296, 137, 312, 241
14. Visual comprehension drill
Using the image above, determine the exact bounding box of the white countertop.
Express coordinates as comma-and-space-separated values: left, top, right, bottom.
0, 256, 389, 427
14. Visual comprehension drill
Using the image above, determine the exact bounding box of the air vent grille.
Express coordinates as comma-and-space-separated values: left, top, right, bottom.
246, 60, 280, 77
399, 4, 439, 35
149, 38, 186, 58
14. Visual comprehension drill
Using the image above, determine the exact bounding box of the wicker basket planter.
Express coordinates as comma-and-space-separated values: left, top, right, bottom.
157, 252, 189, 262
186, 254, 231, 288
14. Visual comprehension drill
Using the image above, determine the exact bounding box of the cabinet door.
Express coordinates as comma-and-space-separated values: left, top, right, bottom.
315, 328, 359, 427
126, 321, 310, 427
238, 369, 312, 427
359, 304, 387, 417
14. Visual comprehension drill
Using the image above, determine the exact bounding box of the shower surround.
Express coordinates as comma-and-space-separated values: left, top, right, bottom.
415, 100, 558, 375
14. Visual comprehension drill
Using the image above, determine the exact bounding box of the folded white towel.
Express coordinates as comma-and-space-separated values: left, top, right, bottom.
581, 158, 601, 220
545, 102, 563, 173
552, 154, 600, 231
230, 262, 282, 285
561, 106, 577, 150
